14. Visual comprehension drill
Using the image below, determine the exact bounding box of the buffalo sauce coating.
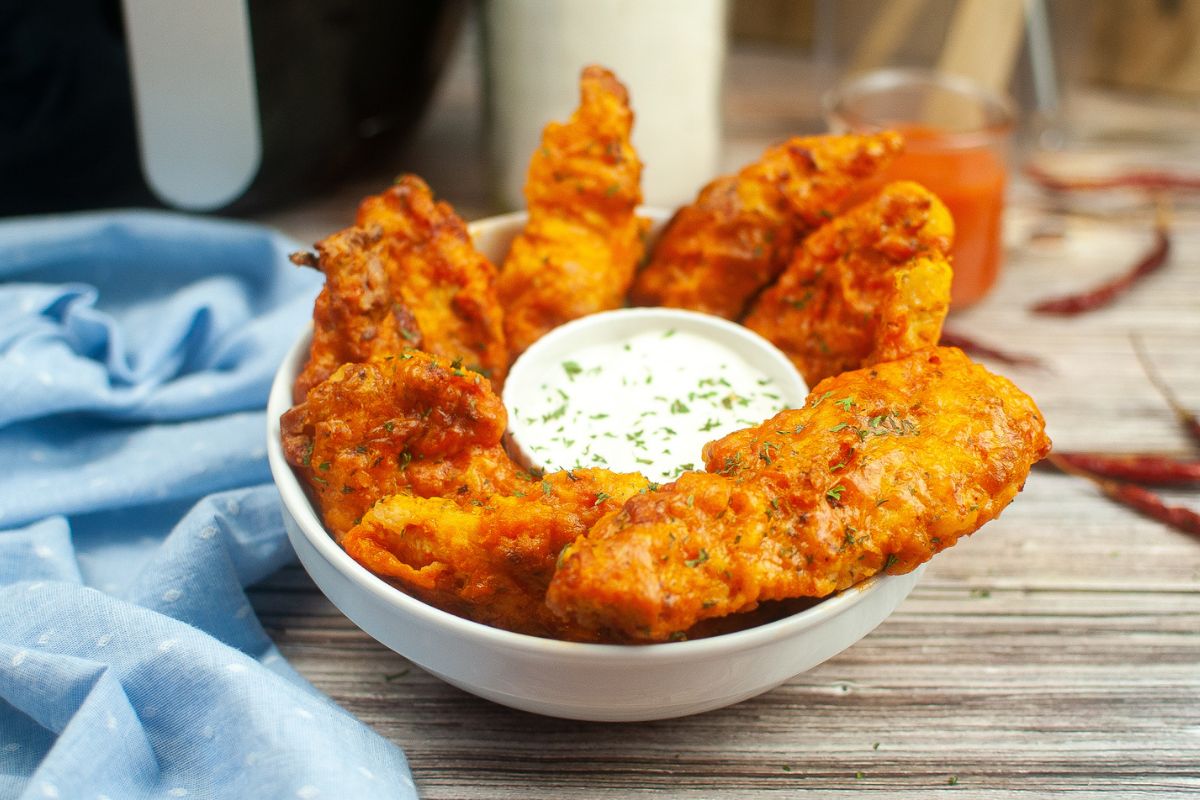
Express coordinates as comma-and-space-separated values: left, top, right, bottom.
497, 65, 647, 360
743, 180, 954, 386
630, 132, 904, 320
281, 350, 521, 538
342, 468, 649, 639
292, 175, 507, 403
546, 347, 1051, 642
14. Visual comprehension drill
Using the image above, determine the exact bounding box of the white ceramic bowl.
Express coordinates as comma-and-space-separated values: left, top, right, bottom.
265, 209, 925, 721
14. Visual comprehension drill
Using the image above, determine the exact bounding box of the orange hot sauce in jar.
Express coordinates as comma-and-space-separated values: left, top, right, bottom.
824, 69, 1015, 309
883, 124, 1008, 307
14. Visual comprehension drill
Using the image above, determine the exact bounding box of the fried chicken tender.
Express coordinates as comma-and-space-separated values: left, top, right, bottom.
281, 350, 520, 538
496, 65, 647, 359
743, 181, 954, 385
292, 175, 507, 401
629, 132, 903, 320
546, 347, 1050, 642
342, 468, 650, 638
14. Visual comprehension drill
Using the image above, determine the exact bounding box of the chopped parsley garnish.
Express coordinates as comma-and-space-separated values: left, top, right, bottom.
541, 403, 567, 422
684, 548, 709, 567
784, 290, 814, 311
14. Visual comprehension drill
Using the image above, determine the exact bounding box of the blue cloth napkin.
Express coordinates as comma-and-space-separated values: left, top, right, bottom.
0, 212, 419, 799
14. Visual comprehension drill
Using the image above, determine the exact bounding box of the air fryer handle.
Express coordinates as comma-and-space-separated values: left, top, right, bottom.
121, 0, 262, 211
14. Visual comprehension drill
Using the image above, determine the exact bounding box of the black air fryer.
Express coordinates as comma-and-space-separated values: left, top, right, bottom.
1, 0, 464, 216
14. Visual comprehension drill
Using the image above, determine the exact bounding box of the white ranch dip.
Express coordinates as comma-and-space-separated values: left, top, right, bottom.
504, 309, 808, 482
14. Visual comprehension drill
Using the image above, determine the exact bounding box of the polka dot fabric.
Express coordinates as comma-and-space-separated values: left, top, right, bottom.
0, 213, 417, 799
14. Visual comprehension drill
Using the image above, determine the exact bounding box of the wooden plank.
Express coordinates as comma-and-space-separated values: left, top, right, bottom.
253, 566, 1200, 799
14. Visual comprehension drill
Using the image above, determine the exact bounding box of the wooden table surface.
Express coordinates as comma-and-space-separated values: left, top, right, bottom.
250, 32, 1200, 799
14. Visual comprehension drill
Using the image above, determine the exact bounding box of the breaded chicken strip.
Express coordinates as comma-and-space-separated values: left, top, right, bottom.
630, 132, 903, 319
497, 66, 647, 359
547, 347, 1050, 642
292, 176, 507, 401
744, 181, 954, 385
342, 468, 650, 638
281, 350, 521, 538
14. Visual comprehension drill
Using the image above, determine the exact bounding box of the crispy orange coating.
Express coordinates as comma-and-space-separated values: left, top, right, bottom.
342, 468, 650, 638
546, 347, 1051, 641
630, 132, 903, 319
281, 350, 521, 538
496, 65, 647, 359
743, 180, 954, 385
292, 175, 507, 401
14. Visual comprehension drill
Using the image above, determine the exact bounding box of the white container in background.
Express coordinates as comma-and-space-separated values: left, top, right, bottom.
480, 0, 728, 211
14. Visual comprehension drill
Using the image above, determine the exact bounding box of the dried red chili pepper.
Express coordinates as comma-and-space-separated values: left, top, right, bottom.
1099, 481, 1200, 538
1131, 335, 1200, 448
939, 330, 1046, 369
1026, 163, 1200, 193
1048, 454, 1200, 539
1050, 452, 1200, 486
1030, 223, 1170, 315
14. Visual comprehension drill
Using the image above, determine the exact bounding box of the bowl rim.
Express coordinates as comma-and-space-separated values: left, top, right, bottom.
266, 210, 911, 663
